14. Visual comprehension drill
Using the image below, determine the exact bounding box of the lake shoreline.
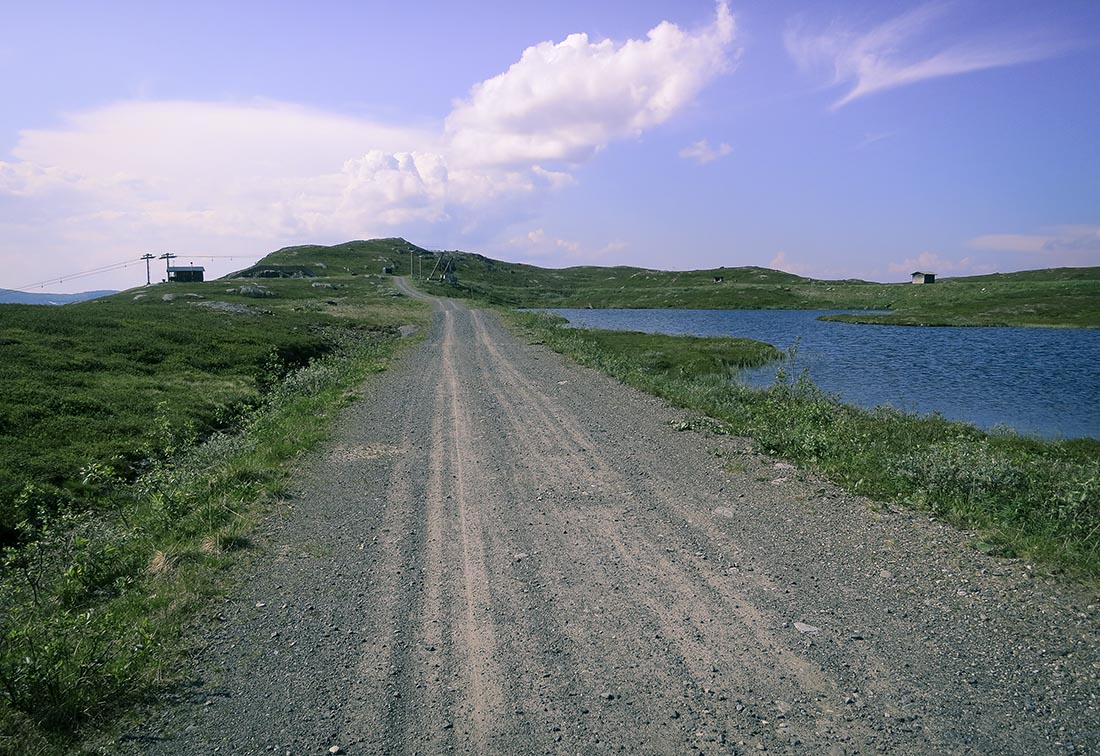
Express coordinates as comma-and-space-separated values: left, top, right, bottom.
508, 309, 1100, 577
545, 307, 1100, 441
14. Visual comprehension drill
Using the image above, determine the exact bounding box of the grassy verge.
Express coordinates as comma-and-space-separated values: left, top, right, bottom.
0, 275, 429, 753
512, 311, 1100, 577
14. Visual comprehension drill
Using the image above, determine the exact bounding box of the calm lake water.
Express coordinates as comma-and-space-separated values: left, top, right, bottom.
548, 309, 1100, 440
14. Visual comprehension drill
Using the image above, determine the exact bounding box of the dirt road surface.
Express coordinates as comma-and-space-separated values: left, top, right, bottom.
125, 285, 1098, 754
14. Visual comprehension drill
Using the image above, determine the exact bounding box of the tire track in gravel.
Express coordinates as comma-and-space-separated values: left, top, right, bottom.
465, 305, 885, 752
437, 302, 509, 751
124, 283, 1099, 756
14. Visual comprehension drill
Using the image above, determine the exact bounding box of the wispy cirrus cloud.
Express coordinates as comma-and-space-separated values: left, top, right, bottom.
679, 139, 732, 165
968, 233, 1051, 254
785, 2, 1071, 110
887, 251, 994, 277
883, 226, 1100, 282
0, 3, 736, 289
507, 228, 627, 264
969, 226, 1100, 257
853, 131, 894, 150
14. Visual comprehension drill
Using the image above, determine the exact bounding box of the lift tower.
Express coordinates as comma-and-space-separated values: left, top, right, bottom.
140, 253, 155, 285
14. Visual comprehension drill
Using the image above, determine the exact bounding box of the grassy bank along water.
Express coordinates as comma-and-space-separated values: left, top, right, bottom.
818, 267, 1100, 329
0, 271, 429, 753
557, 328, 782, 376
513, 311, 1100, 577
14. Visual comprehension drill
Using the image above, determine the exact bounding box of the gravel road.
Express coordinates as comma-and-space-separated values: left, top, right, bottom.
124, 286, 1098, 755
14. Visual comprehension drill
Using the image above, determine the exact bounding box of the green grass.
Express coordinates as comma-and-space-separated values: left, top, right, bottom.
818, 274, 1100, 328
511, 311, 1100, 577
409, 248, 1100, 328
0, 273, 421, 543
0, 269, 429, 753
556, 327, 782, 376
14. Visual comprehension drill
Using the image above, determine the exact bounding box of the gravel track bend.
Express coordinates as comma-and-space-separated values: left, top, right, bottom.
125, 283, 1098, 755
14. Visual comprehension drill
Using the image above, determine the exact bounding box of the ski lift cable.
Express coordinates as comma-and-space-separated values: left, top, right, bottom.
4, 253, 248, 292
10, 259, 141, 291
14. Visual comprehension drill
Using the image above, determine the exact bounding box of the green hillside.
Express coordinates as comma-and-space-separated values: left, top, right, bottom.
948, 267, 1100, 283
410, 247, 1099, 328
252, 237, 432, 277
234, 239, 1098, 327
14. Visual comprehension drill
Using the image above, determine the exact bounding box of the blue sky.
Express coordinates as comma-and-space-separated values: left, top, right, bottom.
2, 0, 1098, 292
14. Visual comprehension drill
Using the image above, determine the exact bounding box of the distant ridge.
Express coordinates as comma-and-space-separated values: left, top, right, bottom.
945, 267, 1100, 283
0, 289, 117, 305
253, 237, 1100, 285
250, 238, 1100, 323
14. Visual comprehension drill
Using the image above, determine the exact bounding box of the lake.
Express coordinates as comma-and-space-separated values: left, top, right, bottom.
547, 309, 1100, 440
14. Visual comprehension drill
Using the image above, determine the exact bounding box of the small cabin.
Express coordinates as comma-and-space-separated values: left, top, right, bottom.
167, 266, 205, 283
911, 271, 936, 284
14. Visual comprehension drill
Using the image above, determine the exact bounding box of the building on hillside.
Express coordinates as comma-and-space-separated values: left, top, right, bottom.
167, 266, 205, 283
911, 271, 936, 284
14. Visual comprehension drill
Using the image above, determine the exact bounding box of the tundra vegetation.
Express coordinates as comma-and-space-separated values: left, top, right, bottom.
0, 239, 429, 753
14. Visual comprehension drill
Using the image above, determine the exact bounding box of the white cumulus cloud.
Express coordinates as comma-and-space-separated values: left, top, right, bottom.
446, 1, 735, 167
768, 251, 810, 276
0, 3, 738, 290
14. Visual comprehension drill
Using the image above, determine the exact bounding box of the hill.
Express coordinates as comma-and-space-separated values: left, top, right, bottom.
240, 239, 1100, 328
398, 247, 1099, 328
947, 267, 1100, 283
254, 238, 430, 277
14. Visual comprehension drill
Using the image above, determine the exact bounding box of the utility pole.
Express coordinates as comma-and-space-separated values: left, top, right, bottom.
140, 253, 155, 285
158, 253, 176, 281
